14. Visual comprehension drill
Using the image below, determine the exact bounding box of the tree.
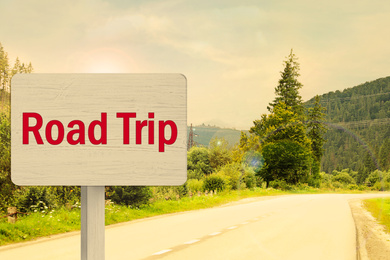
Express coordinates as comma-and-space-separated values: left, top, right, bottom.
379, 138, 390, 171
250, 103, 311, 148
356, 152, 377, 185
250, 103, 312, 186
267, 49, 304, 116
0, 42, 33, 212
0, 112, 14, 211
261, 140, 312, 186
0, 43, 10, 92
307, 95, 327, 162
187, 146, 212, 178
209, 137, 232, 170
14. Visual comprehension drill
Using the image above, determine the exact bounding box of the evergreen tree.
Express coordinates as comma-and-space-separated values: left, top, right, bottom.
11, 57, 21, 76
358, 151, 378, 185
307, 95, 327, 162
268, 49, 304, 116
250, 103, 312, 186
379, 138, 390, 171
0, 43, 10, 92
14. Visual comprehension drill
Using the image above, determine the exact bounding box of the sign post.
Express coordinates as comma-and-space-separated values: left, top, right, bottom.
81, 186, 105, 260
11, 74, 187, 260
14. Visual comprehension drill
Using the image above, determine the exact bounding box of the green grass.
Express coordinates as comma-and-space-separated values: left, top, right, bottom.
0, 187, 378, 246
0, 207, 80, 246
363, 198, 390, 233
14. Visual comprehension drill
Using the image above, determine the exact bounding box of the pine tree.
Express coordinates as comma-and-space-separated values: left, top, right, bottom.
0, 43, 10, 92
307, 95, 327, 162
250, 103, 312, 186
12, 57, 21, 76
379, 138, 390, 171
268, 49, 304, 116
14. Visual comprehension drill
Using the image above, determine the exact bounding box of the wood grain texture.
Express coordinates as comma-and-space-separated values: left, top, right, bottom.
81, 186, 105, 260
11, 74, 187, 186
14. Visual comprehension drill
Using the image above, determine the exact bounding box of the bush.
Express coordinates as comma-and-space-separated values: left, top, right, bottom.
187, 179, 204, 193
373, 181, 390, 191
332, 181, 343, 189
203, 174, 227, 192
48, 186, 80, 206
187, 169, 204, 180
242, 167, 256, 189
109, 186, 151, 208
15, 187, 55, 212
0, 112, 14, 212
187, 147, 212, 175
150, 185, 187, 201
383, 171, 390, 183
365, 170, 385, 187
332, 172, 355, 185
347, 184, 359, 190
217, 163, 241, 190
269, 180, 293, 191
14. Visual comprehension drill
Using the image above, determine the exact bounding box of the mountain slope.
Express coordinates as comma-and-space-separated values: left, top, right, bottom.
305, 76, 390, 174
187, 125, 241, 147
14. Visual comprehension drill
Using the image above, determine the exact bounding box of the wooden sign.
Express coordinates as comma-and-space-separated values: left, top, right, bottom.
11, 74, 187, 186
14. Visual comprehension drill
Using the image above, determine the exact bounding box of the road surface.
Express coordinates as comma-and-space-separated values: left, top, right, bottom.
1, 193, 389, 260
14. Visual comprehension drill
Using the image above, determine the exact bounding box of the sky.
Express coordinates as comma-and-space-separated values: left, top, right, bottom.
1, 0, 389, 130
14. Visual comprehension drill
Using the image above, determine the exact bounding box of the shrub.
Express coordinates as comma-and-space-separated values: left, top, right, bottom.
217, 163, 241, 190
347, 184, 359, 190
48, 186, 80, 206
203, 174, 227, 192
187, 169, 204, 180
332, 181, 343, 189
187, 147, 212, 175
383, 171, 390, 183
15, 187, 55, 212
269, 180, 293, 191
150, 185, 187, 201
0, 112, 14, 212
365, 170, 384, 187
109, 186, 151, 208
332, 172, 355, 185
373, 181, 390, 191
242, 167, 256, 189
187, 179, 204, 193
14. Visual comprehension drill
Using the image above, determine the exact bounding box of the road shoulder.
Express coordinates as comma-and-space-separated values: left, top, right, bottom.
349, 198, 390, 260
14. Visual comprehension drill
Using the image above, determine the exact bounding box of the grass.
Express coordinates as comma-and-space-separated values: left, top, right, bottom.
0, 186, 380, 246
363, 198, 390, 233
0, 207, 80, 246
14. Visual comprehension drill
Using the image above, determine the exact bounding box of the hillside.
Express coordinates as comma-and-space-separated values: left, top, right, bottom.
187, 124, 241, 147
305, 76, 390, 175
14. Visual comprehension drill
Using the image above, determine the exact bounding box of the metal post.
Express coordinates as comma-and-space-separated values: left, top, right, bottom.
81, 186, 105, 260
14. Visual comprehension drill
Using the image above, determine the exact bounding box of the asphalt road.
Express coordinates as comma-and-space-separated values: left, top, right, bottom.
1, 193, 389, 260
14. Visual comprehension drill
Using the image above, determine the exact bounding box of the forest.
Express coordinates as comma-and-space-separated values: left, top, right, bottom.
305, 76, 390, 181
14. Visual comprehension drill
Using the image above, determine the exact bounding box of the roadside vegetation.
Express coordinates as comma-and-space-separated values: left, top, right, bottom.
363, 198, 390, 234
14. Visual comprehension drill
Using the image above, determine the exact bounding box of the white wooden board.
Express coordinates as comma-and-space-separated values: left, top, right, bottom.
11, 74, 187, 186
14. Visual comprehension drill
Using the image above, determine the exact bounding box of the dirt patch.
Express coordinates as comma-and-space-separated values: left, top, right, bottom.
349, 199, 390, 260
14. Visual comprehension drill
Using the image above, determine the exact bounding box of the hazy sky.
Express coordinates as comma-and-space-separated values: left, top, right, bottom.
1, 0, 389, 130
